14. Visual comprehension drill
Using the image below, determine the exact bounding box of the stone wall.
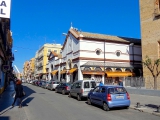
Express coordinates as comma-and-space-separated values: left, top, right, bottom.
140, 0, 160, 89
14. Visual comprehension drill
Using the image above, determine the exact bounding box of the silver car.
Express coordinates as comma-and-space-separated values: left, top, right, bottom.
69, 80, 96, 101
47, 81, 60, 90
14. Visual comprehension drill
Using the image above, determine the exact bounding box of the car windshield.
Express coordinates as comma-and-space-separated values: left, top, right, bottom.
108, 87, 127, 94
90, 81, 96, 88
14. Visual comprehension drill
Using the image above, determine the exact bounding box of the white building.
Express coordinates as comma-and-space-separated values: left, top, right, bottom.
48, 27, 142, 84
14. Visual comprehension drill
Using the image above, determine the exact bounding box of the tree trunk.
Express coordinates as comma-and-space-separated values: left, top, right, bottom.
154, 76, 157, 90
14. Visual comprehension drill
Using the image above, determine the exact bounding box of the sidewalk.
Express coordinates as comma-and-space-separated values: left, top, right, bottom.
0, 82, 28, 120
129, 94, 160, 117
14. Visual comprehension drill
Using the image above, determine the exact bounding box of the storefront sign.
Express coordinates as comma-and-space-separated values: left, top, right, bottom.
1, 64, 10, 72
0, 0, 11, 18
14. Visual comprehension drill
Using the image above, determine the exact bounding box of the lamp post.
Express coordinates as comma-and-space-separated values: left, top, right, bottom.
104, 40, 106, 84
130, 43, 134, 66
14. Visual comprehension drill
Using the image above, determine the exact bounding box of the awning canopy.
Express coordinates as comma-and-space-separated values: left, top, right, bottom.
51, 70, 58, 75
60, 70, 67, 74
106, 72, 135, 77
68, 68, 77, 74
82, 71, 105, 75
81, 61, 134, 68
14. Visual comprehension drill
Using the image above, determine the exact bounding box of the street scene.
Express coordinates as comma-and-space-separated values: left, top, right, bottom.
1, 0, 160, 120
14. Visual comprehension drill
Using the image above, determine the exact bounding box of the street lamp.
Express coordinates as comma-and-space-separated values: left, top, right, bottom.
129, 43, 134, 66
104, 40, 106, 84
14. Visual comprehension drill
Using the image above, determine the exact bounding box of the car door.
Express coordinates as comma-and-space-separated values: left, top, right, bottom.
96, 87, 106, 106
90, 86, 101, 104
70, 83, 76, 97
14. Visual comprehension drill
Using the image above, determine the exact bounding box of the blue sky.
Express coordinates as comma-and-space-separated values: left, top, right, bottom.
11, 0, 141, 72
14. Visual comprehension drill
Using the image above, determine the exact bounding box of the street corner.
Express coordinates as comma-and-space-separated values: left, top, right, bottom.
130, 105, 160, 117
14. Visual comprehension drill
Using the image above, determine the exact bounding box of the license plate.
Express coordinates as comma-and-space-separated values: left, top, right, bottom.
116, 96, 124, 99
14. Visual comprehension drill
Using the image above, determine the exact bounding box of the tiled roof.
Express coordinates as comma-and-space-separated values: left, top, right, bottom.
81, 61, 133, 68
70, 28, 140, 44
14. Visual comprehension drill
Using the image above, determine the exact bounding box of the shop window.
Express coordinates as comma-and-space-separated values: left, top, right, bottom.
83, 74, 91, 80
155, 0, 160, 17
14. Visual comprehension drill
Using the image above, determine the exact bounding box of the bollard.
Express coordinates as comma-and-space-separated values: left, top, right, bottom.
136, 102, 140, 108
157, 105, 160, 112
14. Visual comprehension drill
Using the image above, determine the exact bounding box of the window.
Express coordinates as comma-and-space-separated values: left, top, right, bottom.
155, 0, 160, 16
84, 82, 90, 88
95, 49, 101, 55
116, 51, 121, 57
93, 86, 100, 92
75, 83, 81, 88
90, 81, 96, 88
48, 49, 51, 52
54, 50, 57, 53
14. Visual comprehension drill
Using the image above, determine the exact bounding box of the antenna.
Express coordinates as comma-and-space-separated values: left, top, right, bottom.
70, 22, 73, 28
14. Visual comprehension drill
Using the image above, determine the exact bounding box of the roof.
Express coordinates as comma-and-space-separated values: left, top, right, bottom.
70, 28, 141, 44
81, 61, 133, 68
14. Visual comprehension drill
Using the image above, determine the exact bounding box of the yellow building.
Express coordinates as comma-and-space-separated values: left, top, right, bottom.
23, 61, 29, 79
140, 0, 160, 89
36, 44, 62, 79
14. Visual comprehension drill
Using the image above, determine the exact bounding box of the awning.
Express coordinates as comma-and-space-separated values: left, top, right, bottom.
82, 71, 104, 75
81, 61, 134, 68
60, 70, 67, 74
51, 70, 58, 75
106, 72, 135, 77
68, 68, 77, 74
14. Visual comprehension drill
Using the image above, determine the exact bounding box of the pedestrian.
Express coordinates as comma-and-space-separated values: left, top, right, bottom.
12, 79, 24, 108
119, 79, 123, 86
99, 81, 104, 86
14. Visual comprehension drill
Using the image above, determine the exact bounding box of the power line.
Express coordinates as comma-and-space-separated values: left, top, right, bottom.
13, 46, 37, 50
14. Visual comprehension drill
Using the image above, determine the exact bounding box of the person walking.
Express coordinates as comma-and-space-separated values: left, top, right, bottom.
99, 81, 104, 86
12, 79, 24, 108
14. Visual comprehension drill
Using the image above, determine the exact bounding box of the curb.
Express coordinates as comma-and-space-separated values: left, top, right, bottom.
130, 106, 160, 117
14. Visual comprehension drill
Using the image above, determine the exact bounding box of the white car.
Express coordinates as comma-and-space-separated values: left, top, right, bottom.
47, 81, 60, 90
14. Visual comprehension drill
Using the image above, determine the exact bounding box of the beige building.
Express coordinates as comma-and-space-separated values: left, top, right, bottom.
35, 43, 62, 79
23, 61, 29, 80
140, 0, 160, 89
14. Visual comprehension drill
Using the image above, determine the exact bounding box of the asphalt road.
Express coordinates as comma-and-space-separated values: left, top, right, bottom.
22, 83, 160, 120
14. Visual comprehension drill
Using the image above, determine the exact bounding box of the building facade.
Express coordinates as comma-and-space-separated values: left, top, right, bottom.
49, 27, 142, 84
0, 18, 13, 94
35, 44, 62, 79
140, 0, 160, 89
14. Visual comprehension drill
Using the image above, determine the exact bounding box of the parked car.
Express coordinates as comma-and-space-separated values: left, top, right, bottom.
42, 81, 50, 89
87, 85, 130, 111
47, 81, 60, 90
55, 82, 71, 95
69, 80, 96, 101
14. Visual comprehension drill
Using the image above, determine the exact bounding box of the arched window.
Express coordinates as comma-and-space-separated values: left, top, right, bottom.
95, 67, 102, 71
84, 67, 91, 71
106, 68, 112, 71
116, 68, 122, 72
125, 68, 131, 72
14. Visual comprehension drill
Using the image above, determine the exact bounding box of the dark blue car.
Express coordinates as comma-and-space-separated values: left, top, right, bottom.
87, 85, 130, 111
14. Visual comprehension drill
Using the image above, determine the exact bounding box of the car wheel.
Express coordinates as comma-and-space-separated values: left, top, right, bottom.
62, 90, 65, 95
87, 98, 92, 105
55, 89, 58, 93
125, 106, 129, 109
103, 102, 109, 111
68, 92, 72, 98
77, 94, 81, 101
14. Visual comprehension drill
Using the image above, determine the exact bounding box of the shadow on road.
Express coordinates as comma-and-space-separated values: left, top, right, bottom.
0, 116, 10, 120
0, 82, 36, 114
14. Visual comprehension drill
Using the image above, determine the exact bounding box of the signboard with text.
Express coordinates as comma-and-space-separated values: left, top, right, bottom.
0, 0, 11, 18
